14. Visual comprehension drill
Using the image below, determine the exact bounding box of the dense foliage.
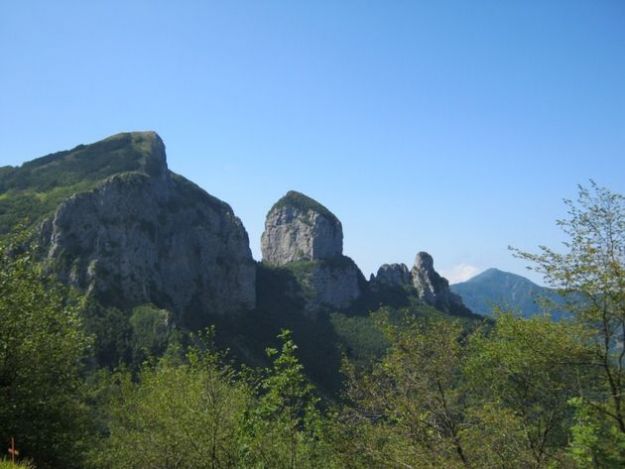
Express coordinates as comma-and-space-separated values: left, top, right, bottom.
3, 183, 625, 468
0, 231, 93, 468
89, 330, 337, 469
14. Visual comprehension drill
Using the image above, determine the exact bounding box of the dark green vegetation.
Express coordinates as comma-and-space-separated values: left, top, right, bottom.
2, 141, 625, 469
451, 268, 568, 319
0, 132, 163, 234
251, 259, 480, 395
0, 232, 92, 468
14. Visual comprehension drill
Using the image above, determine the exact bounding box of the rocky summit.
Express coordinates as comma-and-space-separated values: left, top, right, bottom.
261, 190, 343, 265
0, 132, 475, 325
0, 130, 480, 403
410, 252, 471, 316
369, 253, 471, 316
260, 191, 365, 312
373, 263, 412, 288
14, 132, 256, 323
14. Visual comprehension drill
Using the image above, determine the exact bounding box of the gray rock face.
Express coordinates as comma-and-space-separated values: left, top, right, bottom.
311, 267, 361, 309
261, 191, 342, 265
410, 252, 471, 315
373, 263, 412, 288
260, 191, 364, 312
40, 133, 256, 323
300, 258, 365, 313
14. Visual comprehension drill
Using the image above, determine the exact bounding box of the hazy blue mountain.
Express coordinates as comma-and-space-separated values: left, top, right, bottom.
451, 268, 567, 319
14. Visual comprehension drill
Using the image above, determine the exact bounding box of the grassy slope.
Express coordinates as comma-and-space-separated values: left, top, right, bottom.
270, 190, 340, 222
0, 132, 162, 234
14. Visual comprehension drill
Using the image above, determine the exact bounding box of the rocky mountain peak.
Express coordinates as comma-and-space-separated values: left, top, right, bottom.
414, 251, 434, 271
261, 190, 343, 265
260, 191, 364, 313
373, 263, 412, 287
34, 132, 256, 324
411, 252, 446, 305
410, 251, 471, 316
100, 131, 168, 177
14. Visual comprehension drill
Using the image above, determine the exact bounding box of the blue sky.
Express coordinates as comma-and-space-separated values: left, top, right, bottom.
2, 1, 624, 283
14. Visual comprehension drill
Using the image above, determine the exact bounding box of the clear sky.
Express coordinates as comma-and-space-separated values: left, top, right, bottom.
2, 1, 624, 284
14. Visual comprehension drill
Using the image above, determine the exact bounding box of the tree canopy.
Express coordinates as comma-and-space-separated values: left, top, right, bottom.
4, 182, 625, 468
0, 231, 92, 468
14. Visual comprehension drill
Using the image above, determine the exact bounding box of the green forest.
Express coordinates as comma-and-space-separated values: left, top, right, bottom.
2, 183, 625, 468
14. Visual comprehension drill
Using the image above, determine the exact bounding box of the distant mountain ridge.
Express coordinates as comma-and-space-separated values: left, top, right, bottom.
451, 268, 567, 318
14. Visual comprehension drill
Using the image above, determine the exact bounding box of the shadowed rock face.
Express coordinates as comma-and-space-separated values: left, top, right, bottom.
410, 252, 471, 316
260, 191, 364, 312
38, 132, 256, 323
373, 263, 412, 288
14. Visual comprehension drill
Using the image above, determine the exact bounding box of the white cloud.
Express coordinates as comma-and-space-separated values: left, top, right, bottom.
441, 263, 481, 284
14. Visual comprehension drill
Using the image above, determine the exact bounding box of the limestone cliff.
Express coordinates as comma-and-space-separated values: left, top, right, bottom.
261, 191, 342, 265
410, 252, 472, 316
260, 191, 364, 312
34, 132, 255, 323
372, 263, 412, 288
369, 254, 472, 316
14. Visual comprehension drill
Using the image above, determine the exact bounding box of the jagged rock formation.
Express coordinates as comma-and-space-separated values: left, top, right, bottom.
2, 130, 475, 327
31, 132, 256, 323
372, 263, 412, 288
261, 191, 342, 265
260, 191, 365, 312
410, 252, 472, 316
368, 253, 472, 316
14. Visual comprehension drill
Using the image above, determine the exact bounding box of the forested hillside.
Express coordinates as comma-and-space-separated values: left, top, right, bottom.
2, 136, 625, 467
